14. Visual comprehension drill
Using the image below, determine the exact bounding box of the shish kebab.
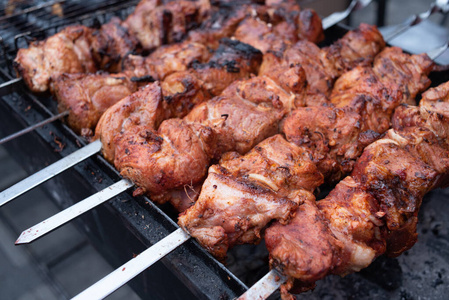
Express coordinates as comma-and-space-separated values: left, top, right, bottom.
12, 31, 442, 300
0, 1, 444, 298
4, 0, 441, 143
70, 42, 443, 299
0, 0, 326, 205
9, 22, 386, 237
1, 0, 323, 143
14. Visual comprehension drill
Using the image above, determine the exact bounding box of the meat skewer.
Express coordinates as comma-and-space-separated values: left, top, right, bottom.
12, 22, 388, 244
68, 47, 446, 300
2, 0, 323, 143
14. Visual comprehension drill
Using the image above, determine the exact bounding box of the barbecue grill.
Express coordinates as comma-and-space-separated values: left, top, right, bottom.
1, 1, 449, 299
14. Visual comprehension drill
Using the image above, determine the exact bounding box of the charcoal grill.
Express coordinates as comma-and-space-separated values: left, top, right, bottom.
1, 1, 449, 299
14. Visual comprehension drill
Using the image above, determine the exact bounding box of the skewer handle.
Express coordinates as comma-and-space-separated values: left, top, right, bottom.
237, 269, 287, 300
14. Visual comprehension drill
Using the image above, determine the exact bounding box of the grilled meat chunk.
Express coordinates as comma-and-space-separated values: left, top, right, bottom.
90, 17, 140, 72
179, 134, 322, 261
95, 82, 166, 162
123, 0, 205, 50
14, 25, 97, 93
115, 119, 217, 199
123, 40, 212, 82
372, 47, 434, 105
53, 72, 137, 136
282, 106, 380, 180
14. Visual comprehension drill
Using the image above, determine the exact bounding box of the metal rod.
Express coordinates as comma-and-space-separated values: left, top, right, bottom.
322, 0, 373, 30
71, 228, 191, 300
15, 178, 133, 244
0, 139, 101, 207
0, 77, 24, 97
237, 269, 287, 300
0, 111, 68, 145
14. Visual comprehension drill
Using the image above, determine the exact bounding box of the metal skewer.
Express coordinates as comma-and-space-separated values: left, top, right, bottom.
322, 0, 373, 30
71, 227, 191, 300
382, 0, 449, 42
0, 139, 101, 207
0, 110, 68, 145
237, 269, 287, 300
15, 178, 133, 244
0, 77, 24, 97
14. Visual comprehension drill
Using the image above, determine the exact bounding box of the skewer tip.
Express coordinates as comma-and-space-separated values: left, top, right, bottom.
15, 228, 36, 245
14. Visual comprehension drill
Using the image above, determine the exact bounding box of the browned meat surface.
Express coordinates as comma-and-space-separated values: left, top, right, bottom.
14, 25, 97, 93
282, 106, 380, 180
351, 137, 439, 256
123, 41, 212, 82
416, 80, 449, 139
320, 23, 386, 78
233, 17, 293, 54
266, 198, 343, 286
372, 47, 434, 105
189, 38, 263, 95
90, 17, 140, 73
258, 23, 385, 98
114, 119, 217, 199
330, 66, 402, 133
185, 5, 249, 49
123, 0, 205, 50
179, 134, 321, 261
95, 82, 166, 162
53, 72, 137, 136
185, 73, 300, 155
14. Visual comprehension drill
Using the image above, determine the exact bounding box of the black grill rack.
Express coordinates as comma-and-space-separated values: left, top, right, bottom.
1, 1, 449, 299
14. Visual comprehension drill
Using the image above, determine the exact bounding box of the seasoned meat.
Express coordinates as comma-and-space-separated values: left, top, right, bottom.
372, 47, 434, 105
123, 40, 212, 82
53, 72, 137, 136
330, 66, 402, 133
185, 75, 294, 155
282, 106, 380, 180
114, 119, 217, 200
90, 17, 140, 72
266, 197, 344, 285
124, 0, 205, 50
320, 23, 386, 78
14, 25, 97, 93
95, 82, 167, 162
179, 134, 321, 261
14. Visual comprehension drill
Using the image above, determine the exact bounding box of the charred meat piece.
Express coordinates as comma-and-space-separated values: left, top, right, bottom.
282, 106, 380, 181
114, 119, 217, 200
14, 25, 97, 93
372, 47, 434, 105
123, 41, 212, 82
123, 0, 205, 50
53, 72, 137, 136
95, 82, 167, 162
90, 17, 141, 73
179, 134, 321, 261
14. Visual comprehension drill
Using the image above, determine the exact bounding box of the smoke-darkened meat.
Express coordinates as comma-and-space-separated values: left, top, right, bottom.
114, 119, 217, 199
123, 0, 206, 50
90, 17, 141, 73
53, 72, 138, 136
123, 41, 212, 82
